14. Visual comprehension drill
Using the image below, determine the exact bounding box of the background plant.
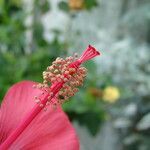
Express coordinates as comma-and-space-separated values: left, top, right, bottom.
0, 0, 150, 150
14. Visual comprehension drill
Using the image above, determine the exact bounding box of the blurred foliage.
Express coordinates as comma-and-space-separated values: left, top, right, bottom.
111, 95, 150, 150
58, 1, 70, 13
58, 0, 98, 12
0, 0, 150, 149
0, 0, 26, 54
0, 38, 67, 100
69, 111, 104, 136
0, 0, 68, 100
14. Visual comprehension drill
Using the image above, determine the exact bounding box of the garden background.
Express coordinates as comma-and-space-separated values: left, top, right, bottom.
0, 0, 150, 149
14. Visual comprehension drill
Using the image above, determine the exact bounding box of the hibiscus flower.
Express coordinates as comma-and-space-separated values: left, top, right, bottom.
0, 45, 100, 150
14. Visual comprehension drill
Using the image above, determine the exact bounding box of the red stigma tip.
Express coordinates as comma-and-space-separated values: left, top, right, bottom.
78, 45, 100, 64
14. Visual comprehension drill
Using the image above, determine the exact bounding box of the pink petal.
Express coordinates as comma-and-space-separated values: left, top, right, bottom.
0, 81, 79, 150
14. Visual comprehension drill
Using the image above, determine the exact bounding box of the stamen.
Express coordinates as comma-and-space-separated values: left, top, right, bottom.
33, 45, 100, 107
39, 104, 44, 108
0, 45, 100, 150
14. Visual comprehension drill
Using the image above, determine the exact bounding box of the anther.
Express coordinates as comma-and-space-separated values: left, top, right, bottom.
32, 85, 36, 88
34, 96, 38, 99
43, 107, 47, 111
39, 104, 44, 108
35, 99, 40, 104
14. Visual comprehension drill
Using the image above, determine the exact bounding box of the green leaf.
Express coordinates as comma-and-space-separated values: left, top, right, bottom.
68, 111, 104, 136
84, 0, 98, 10
58, 1, 69, 13
40, 0, 51, 14
137, 113, 150, 130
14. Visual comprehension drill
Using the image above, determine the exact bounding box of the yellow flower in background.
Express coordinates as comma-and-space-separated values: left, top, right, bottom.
69, 0, 84, 10
103, 86, 120, 103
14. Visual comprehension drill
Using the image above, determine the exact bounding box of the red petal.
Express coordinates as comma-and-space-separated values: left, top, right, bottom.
0, 81, 79, 150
